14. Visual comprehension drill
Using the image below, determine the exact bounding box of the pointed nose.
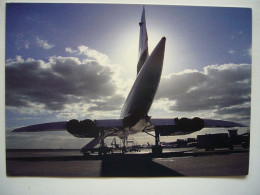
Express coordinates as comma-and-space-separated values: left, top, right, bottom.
160, 37, 166, 51
144, 37, 166, 71
152, 37, 166, 58
158, 36, 166, 53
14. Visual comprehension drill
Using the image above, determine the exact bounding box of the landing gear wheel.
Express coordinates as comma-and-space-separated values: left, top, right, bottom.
229, 145, 234, 150
83, 152, 90, 157
152, 145, 162, 156
98, 147, 108, 156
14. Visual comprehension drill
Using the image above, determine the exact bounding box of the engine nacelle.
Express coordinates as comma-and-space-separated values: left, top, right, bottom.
175, 117, 204, 132
66, 119, 99, 138
156, 117, 204, 136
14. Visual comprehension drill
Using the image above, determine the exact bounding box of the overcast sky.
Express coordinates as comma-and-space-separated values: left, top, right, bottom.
5, 3, 251, 148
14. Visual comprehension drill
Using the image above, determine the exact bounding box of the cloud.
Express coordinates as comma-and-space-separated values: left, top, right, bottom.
14, 33, 30, 50
65, 46, 110, 66
247, 47, 252, 56
35, 37, 55, 50
241, 46, 251, 57
231, 31, 244, 39
65, 47, 77, 54
214, 103, 250, 119
6, 48, 251, 126
228, 49, 235, 54
88, 94, 125, 111
156, 63, 251, 123
6, 52, 124, 116
24, 41, 30, 49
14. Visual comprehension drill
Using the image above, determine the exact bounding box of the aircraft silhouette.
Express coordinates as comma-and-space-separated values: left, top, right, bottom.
13, 7, 246, 155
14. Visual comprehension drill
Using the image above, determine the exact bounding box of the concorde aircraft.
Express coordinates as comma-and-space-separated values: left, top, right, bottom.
12, 7, 246, 155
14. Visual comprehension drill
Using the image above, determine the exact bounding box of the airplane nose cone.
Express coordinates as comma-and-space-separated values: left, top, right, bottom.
120, 37, 166, 121
144, 37, 166, 71
157, 37, 166, 47
154, 36, 166, 56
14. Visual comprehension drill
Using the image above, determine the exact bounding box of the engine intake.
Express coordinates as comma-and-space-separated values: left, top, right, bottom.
175, 117, 204, 132
156, 117, 204, 136
66, 119, 99, 138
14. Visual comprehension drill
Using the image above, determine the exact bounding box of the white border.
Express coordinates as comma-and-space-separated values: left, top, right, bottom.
1, 1, 260, 194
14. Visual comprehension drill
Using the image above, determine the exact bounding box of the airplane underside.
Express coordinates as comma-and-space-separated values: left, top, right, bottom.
11, 7, 247, 156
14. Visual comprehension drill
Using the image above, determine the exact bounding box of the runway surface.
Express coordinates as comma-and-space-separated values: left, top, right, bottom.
6, 147, 249, 177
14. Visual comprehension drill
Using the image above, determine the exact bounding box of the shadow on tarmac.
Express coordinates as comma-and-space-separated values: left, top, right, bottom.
6, 150, 249, 177
101, 158, 183, 176
6, 152, 185, 176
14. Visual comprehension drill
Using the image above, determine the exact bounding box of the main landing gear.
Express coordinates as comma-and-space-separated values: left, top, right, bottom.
98, 130, 113, 156
152, 129, 162, 155
121, 138, 127, 154
81, 129, 113, 156
144, 129, 163, 156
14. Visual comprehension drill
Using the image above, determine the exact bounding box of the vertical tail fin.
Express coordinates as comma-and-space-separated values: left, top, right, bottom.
137, 7, 149, 74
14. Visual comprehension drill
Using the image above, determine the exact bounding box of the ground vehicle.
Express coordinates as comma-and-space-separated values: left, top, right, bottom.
197, 133, 233, 151
240, 133, 250, 149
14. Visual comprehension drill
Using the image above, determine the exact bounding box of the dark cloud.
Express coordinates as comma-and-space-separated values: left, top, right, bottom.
156, 64, 251, 118
6, 56, 120, 111
214, 105, 250, 117
88, 94, 125, 111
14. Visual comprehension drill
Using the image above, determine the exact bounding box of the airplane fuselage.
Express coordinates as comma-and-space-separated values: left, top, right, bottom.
120, 37, 166, 128
11, 7, 246, 148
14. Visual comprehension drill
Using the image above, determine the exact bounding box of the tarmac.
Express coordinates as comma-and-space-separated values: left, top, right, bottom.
6, 147, 249, 177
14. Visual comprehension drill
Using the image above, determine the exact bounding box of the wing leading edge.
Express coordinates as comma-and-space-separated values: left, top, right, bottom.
12, 117, 246, 138
12, 119, 124, 138
12, 121, 67, 132
150, 118, 247, 136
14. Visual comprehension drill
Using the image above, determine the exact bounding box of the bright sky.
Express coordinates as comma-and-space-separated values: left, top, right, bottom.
5, 3, 252, 148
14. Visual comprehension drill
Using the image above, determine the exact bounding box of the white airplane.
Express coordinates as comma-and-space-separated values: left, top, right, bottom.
12, 7, 246, 155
